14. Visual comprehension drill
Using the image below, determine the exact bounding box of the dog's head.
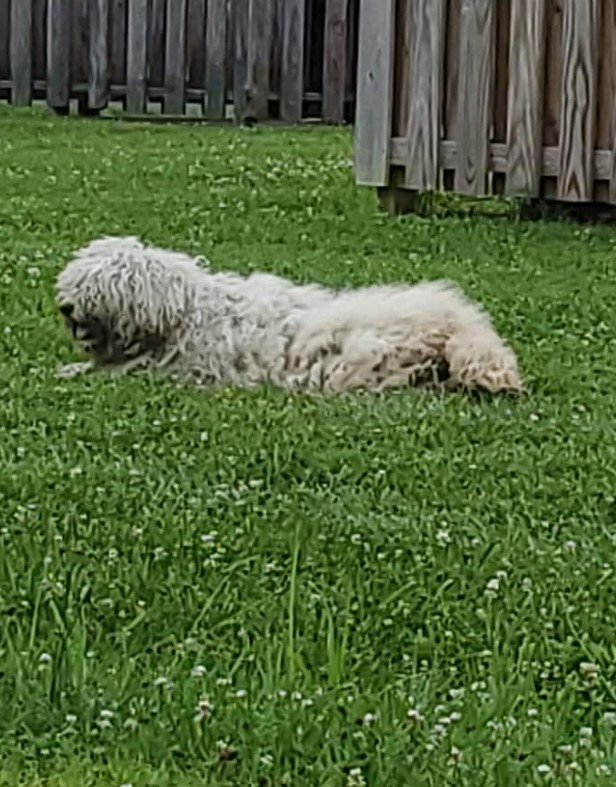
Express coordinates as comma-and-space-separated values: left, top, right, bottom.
56, 236, 199, 364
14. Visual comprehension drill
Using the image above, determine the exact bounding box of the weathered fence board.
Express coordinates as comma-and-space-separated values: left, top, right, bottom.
187, 0, 206, 88
491, 0, 510, 194
248, 0, 273, 120
47, 0, 71, 109
454, 0, 495, 195
356, 0, 616, 210
147, 0, 166, 88
354, 0, 395, 186
280, 0, 305, 122
556, 0, 600, 202
164, 0, 187, 114
89, 0, 109, 109
233, 0, 249, 121
3, 0, 359, 123
205, 0, 227, 118
111, 0, 128, 86
505, 0, 547, 196
322, 0, 347, 124
404, 0, 446, 191
0, 0, 10, 86
10, 0, 33, 106
126, 0, 148, 112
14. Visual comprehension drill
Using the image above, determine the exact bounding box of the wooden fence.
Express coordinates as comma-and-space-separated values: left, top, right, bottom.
355, 0, 616, 211
0, 0, 359, 123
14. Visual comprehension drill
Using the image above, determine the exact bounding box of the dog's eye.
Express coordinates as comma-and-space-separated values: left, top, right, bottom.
59, 303, 74, 318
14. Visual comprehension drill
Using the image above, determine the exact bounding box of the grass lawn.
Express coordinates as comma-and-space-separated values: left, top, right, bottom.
1, 105, 616, 786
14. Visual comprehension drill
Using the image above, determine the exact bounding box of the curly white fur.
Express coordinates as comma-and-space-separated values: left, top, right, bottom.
55, 236, 522, 394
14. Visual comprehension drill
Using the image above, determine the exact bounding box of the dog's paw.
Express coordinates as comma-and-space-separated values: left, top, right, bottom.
56, 361, 93, 379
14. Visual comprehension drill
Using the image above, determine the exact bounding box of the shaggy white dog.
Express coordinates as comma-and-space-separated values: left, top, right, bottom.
55, 236, 522, 395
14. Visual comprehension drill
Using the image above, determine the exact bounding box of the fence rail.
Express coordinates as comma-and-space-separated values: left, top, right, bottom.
0, 0, 359, 123
355, 0, 616, 210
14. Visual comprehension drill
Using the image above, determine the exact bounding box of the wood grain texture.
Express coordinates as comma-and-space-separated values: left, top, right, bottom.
110, 0, 127, 85
10, 0, 33, 105
404, 0, 446, 190
505, 0, 547, 196
164, 0, 187, 113
556, 0, 600, 201
233, 0, 250, 121
391, 137, 613, 181
89, 0, 109, 109
280, 0, 305, 122
454, 0, 495, 195
322, 0, 347, 124
247, 0, 272, 119
126, 0, 148, 112
147, 0, 166, 87
47, 0, 71, 109
204, 0, 227, 118
355, 0, 395, 185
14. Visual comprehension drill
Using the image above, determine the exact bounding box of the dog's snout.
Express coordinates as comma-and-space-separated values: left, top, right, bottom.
59, 303, 74, 318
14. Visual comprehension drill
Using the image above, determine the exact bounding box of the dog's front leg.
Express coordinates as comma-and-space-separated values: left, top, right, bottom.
56, 360, 95, 379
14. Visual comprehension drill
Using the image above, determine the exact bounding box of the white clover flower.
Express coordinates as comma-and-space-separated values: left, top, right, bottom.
191, 665, 206, 678
39, 652, 52, 664
407, 708, 424, 724
536, 763, 551, 776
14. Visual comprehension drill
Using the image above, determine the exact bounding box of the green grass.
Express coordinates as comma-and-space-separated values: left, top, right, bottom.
1, 104, 616, 786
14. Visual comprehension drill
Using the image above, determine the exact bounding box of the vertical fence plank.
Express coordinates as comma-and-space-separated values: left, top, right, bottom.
233, 0, 249, 121
0, 0, 9, 84
596, 0, 616, 202
71, 0, 89, 98
205, 0, 227, 118
542, 0, 563, 197
505, 0, 547, 196
491, 0, 510, 194
454, 0, 495, 195
31, 0, 48, 85
89, 0, 109, 109
148, 0, 166, 89
322, 0, 347, 124
280, 0, 305, 121
354, 0, 395, 185
556, 0, 600, 201
47, 0, 71, 110
164, 0, 187, 113
10, 0, 33, 105
247, 0, 272, 119
111, 0, 127, 88
442, 0, 460, 189
186, 0, 206, 89
126, 0, 148, 111
404, 0, 446, 190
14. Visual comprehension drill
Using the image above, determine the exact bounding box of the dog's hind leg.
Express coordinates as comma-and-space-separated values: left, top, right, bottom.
444, 329, 522, 393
